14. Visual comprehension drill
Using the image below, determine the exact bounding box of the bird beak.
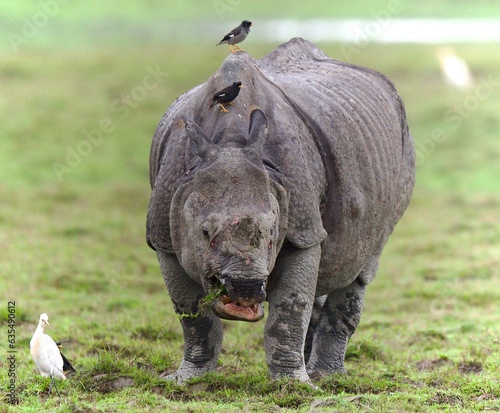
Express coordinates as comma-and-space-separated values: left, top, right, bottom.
239, 85, 244, 88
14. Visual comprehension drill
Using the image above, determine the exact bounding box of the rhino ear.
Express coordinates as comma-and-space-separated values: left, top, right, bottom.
183, 117, 211, 157
247, 109, 268, 149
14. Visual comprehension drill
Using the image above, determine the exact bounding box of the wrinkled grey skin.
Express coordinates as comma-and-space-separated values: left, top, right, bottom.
147, 38, 415, 384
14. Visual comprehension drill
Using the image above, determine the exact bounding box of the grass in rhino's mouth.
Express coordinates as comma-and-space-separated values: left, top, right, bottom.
200, 283, 228, 310
178, 283, 228, 320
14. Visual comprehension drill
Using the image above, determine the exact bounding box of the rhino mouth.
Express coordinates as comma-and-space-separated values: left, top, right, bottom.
205, 275, 266, 322
212, 295, 265, 322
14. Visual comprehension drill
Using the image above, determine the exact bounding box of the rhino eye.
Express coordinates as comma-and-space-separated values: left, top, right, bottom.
202, 227, 210, 239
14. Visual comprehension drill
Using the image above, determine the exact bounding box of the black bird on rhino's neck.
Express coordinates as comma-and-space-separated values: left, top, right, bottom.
209, 82, 243, 113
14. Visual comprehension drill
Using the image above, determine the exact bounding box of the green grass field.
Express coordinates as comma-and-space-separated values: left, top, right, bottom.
1, 2, 500, 412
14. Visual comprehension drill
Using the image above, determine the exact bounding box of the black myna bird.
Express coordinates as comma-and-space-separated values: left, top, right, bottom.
55, 341, 76, 376
209, 82, 243, 113
216, 20, 252, 52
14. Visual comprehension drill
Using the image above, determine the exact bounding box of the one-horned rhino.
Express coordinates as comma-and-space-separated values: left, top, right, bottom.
147, 38, 415, 384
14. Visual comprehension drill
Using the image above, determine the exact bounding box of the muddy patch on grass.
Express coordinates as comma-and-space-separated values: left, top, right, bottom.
90, 374, 135, 393
458, 360, 483, 374
429, 391, 463, 407
409, 330, 447, 347
416, 357, 452, 371
477, 393, 498, 402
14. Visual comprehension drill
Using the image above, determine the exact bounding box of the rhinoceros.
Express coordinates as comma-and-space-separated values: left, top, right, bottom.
147, 38, 415, 384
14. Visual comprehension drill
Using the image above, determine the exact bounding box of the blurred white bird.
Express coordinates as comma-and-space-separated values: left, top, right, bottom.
30, 313, 68, 396
437, 48, 474, 90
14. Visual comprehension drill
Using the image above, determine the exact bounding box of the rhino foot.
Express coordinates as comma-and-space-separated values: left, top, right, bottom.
271, 370, 319, 389
159, 361, 216, 385
307, 366, 346, 382
159, 370, 184, 384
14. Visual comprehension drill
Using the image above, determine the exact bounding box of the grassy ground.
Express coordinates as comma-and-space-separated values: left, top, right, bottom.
1, 11, 500, 413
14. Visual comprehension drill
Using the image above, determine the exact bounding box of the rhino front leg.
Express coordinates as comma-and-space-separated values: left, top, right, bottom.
156, 249, 223, 384
305, 277, 366, 379
265, 243, 321, 383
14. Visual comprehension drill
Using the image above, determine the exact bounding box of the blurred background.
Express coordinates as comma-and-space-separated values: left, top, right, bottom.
0, 1, 499, 409
1, 1, 499, 189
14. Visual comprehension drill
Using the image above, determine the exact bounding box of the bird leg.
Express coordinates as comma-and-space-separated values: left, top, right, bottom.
228, 44, 243, 53
48, 377, 60, 397
219, 104, 229, 113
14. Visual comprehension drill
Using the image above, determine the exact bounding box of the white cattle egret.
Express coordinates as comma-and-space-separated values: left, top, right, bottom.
437, 48, 474, 90
30, 313, 66, 396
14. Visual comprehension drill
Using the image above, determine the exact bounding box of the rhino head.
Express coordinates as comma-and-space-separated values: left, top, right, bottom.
170, 110, 288, 322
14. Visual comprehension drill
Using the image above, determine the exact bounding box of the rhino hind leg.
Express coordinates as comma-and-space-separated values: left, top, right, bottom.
305, 277, 368, 379
156, 250, 223, 384
304, 295, 327, 364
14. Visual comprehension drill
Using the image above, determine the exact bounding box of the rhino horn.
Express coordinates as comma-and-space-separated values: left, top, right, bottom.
183, 117, 211, 157
247, 109, 268, 150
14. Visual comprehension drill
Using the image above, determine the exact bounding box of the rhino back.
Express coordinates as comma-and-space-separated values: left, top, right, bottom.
258, 38, 415, 283
261, 38, 414, 227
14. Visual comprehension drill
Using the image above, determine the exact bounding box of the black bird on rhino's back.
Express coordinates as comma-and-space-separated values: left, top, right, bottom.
216, 20, 252, 52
